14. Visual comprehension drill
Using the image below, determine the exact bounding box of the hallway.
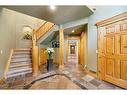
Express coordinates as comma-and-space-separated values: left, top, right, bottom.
0, 62, 123, 89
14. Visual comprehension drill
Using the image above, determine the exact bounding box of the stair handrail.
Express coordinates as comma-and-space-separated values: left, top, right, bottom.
34, 22, 55, 41
35, 21, 47, 33
4, 49, 14, 79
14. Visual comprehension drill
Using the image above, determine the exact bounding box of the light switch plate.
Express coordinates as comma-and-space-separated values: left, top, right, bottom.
96, 50, 98, 53
0, 50, 2, 54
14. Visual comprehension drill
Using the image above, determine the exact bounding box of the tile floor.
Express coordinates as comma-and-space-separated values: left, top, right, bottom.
0, 62, 124, 89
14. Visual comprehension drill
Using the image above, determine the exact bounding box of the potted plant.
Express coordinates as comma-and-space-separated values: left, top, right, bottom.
46, 47, 54, 71
23, 30, 32, 40
21, 26, 32, 48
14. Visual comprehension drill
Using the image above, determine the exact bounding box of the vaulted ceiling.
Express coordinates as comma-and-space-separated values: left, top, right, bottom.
5, 6, 93, 24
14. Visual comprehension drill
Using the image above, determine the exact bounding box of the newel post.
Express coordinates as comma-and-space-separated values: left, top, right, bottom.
32, 29, 39, 76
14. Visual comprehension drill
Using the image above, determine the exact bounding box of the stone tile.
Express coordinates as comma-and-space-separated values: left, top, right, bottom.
83, 82, 98, 89
49, 71, 56, 75
63, 71, 70, 75
115, 86, 123, 89
82, 75, 94, 82
75, 79, 86, 85
9, 85, 24, 89
29, 75, 81, 89
98, 84, 115, 89
71, 77, 77, 81
36, 72, 51, 80
11, 80, 25, 87
102, 81, 116, 88
0, 61, 124, 89
90, 79, 101, 87
24, 76, 34, 85
0, 83, 9, 89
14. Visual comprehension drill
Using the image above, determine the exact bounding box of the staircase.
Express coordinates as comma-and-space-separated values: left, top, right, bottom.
6, 49, 32, 78
4, 21, 55, 79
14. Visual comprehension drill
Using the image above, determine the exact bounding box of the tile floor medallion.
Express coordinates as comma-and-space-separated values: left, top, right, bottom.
0, 60, 124, 89
29, 75, 81, 89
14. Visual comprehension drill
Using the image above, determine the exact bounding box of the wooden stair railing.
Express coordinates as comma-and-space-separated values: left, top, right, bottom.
35, 22, 55, 41
32, 21, 55, 76
4, 49, 14, 79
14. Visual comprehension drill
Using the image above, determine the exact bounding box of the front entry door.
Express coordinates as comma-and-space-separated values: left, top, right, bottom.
104, 32, 127, 88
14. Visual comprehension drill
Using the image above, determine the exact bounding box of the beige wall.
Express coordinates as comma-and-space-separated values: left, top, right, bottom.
0, 8, 16, 78
14, 11, 45, 48
0, 8, 44, 79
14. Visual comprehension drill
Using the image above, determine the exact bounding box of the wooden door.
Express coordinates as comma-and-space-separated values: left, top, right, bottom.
70, 45, 76, 54
104, 32, 127, 88
40, 48, 47, 65
97, 12, 127, 89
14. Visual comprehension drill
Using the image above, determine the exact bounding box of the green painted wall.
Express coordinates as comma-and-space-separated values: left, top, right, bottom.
88, 6, 127, 72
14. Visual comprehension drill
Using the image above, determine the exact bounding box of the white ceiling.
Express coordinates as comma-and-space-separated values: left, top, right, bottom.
5, 6, 93, 24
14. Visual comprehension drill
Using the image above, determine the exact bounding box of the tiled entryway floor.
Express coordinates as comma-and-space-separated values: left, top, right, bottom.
0, 63, 124, 89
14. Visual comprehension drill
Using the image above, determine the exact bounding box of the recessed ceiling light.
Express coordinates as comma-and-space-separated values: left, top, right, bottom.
72, 30, 75, 33
50, 5, 56, 10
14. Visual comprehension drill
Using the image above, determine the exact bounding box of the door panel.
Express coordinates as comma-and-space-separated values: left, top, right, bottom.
106, 36, 114, 54
114, 60, 120, 78
120, 35, 127, 54
106, 59, 114, 76
120, 61, 127, 81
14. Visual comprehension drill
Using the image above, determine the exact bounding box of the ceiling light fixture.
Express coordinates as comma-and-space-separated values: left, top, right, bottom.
50, 5, 56, 10
72, 30, 75, 33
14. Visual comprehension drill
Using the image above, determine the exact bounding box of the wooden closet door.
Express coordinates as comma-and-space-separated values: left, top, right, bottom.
97, 12, 127, 89
104, 24, 127, 89
40, 48, 47, 65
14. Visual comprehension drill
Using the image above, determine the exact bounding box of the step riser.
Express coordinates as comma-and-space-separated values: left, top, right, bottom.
10, 65, 32, 69
10, 63, 32, 66
8, 68, 32, 75
7, 71, 32, 78
7, 49, 32, 78
11, 59, 32, 63
13, 53, 31, 55
10, 61, 32, 64
12, 55, 32, 59
11, 58, 31, 62
14, 50, 31, 52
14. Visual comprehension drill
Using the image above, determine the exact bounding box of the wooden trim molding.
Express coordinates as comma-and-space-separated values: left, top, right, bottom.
96, 12, 127, 27
4, 49, 13, 79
